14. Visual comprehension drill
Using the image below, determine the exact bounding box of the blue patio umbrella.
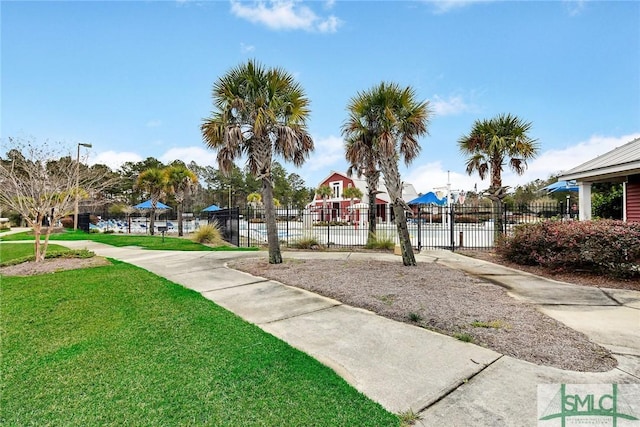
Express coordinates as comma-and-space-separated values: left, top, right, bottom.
408, 192, 447, 206
543, 180, 579, 193
133, 200, 171, 210
202, 204, 221, 212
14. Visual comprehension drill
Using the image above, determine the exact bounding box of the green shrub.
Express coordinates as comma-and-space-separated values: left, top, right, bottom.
192, 223, 224, 245
453, 332, 473, 342
454, 215, 482, 224
290, 235, 322, 249
365, 232, 395, 250
497, 220, 640, 278
313, 221, 349, 227
407, 312, 422, 322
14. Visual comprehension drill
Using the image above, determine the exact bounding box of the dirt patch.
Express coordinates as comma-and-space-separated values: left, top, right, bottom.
0, 257, 112, 277
229, 257, 617, 372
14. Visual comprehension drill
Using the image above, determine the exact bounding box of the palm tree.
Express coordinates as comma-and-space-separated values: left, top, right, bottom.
343, 82, 430, 266
344, 122, 381, 245
316, 185, 332, 222
458, 113, 538, 239
135, 167, 168, 235
342, 186, 363, 225
165, 164, 197, 236
201, 60, 313, 264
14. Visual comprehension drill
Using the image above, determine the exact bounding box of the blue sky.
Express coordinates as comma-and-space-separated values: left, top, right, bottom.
2, 0, 639, 194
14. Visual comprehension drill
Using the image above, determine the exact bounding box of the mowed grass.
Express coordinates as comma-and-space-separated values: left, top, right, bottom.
0, 255, 398, 425
0, 230, 257, 252
0, 243, 76, 265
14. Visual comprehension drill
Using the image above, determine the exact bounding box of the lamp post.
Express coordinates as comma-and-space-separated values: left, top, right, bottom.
74, 142, 92, 230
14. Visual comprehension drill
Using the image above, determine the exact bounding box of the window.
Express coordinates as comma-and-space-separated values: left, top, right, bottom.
330, 181, 342, 198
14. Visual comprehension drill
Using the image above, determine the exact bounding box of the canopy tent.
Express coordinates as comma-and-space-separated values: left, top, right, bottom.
543, 180, 579, 193
408, 192, 447, 206
133, 200, 171, 210
202, 204, 221, 212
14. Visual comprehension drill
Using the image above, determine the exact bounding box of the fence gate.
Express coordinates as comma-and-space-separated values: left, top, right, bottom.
208, 207, 240, 246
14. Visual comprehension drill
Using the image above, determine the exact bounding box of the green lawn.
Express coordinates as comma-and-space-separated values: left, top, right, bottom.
0, 247, 398, 426
0, 230, 258, 252
0, 243, 83, 265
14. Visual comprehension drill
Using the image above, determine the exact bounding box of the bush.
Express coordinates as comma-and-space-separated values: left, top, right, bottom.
496, 220, 640, 278
365, 232, 395, 250
313, 221, 349, 227
60, 216, 73, 229
192, 223, 224, 245
290, 234, 322, 249
454, 215, 482, 224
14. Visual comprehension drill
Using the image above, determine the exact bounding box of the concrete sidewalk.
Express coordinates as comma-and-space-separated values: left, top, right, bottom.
21, 240, 640, 425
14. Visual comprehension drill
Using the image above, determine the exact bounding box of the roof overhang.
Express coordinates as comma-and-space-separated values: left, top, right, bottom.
559, 161, 640, 183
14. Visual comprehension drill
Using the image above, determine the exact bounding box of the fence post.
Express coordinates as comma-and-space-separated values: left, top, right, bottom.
246, 207, 250, 247
449, 204, 455, 251
327, 220, 330, 248
503, 201, 508, 234
417, 214, 421, 251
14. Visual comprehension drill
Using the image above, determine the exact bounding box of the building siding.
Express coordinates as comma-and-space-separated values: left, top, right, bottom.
627, 174, 640, 223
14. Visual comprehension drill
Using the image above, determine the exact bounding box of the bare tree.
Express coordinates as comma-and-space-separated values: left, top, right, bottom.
0, 138, 112, 261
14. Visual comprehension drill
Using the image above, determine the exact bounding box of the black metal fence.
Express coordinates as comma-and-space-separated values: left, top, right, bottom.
216, 202, 574, 251
208, 207, 240, 247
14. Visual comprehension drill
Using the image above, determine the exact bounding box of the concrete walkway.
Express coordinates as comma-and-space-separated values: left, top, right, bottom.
5, 237, 640, 426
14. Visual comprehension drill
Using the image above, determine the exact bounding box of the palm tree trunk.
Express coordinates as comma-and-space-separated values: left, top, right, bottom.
149, 209, 156, 235
262, 178, 283, 264
493, 200, 504, 242
392, 202, 416, 266
490, 161, 504, 241
177, 202, 184, 236
366, 172, 378, 246
367, 189, 376, 244
380, 158, 416, 266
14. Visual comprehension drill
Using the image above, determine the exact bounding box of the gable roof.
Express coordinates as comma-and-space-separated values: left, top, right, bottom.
559, 137, 640, 181
314, 170, 418, 203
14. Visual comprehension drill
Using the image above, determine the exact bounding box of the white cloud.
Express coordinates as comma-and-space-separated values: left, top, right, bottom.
317, 15, 340, 33
230, 0, 342, 33
240, 42, 255, 53
89, 151, 143, 171
405, 161, 481, 194
160, 146, 219, 166
306, 135, 345, 171
426, 0, 494, 14
292, 134, 346, 184
563, 0, 586, 16
146, 119, 162, 128
502, 132, 640, 187
430, 94, 472, 116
